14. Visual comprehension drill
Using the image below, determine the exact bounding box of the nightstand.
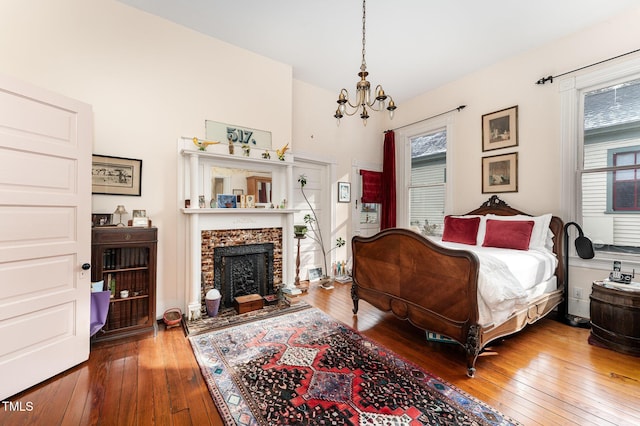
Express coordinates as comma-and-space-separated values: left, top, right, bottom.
589, 280, 640, 356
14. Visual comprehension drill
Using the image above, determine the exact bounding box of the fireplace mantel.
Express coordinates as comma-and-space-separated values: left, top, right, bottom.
177, 137, 297, 318
182, 208, 298, 215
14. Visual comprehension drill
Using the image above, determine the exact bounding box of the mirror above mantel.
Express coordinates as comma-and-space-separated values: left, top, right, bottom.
211, 167, 272, 206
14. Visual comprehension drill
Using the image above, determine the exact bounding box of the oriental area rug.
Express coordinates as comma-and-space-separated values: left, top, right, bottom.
189, 306, 521, 426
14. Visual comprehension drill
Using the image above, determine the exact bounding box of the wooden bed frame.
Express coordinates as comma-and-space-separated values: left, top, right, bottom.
351, 195, 564, 377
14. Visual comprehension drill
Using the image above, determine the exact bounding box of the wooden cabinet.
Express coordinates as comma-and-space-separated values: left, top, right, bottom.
246, 176, 272, 204
91, 227, 157, 341
589, 281, 640, 356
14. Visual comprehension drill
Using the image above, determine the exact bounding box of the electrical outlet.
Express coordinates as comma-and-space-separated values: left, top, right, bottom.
573, 288, 584, 299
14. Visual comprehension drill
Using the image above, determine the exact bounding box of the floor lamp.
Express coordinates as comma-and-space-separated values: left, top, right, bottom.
561, 221, 594, 328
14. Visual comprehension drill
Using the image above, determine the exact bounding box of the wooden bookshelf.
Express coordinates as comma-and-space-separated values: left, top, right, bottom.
91, 226, 157, 341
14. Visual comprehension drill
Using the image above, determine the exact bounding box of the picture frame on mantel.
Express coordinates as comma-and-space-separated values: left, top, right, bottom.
91, 154, 142, 196
482, 105, 518, 152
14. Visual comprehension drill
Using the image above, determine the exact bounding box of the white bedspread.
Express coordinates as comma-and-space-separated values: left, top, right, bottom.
428, 237, 558, 325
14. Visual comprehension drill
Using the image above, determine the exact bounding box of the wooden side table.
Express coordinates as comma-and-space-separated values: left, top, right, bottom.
589, 280, 640, 356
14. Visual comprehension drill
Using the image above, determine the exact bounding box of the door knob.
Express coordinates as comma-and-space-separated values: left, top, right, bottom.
81, 263, 91, 270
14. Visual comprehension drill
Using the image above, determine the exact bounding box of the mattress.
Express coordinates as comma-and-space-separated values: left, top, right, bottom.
429, 236, 558, 325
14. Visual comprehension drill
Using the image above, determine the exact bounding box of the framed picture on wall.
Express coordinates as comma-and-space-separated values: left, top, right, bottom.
482, 152, 518, 193
482, 105, 518, 152
92, 154, 142, 196
338, 182, 351, 203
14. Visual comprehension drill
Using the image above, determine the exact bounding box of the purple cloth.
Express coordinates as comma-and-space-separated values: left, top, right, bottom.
90, 291, 111, 336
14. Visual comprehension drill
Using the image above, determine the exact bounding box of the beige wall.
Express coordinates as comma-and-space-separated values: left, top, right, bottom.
387, 6, 640, 217
292, 79, 385, 263
3, 0, 640, 318
0, 0, 293, 314
378, 6, 640, 316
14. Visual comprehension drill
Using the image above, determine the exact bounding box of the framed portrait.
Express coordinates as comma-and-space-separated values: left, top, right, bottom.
338, 182, 351, 203
232, 188, 244, 195
92, 213, 112, 227
482, 152, 518, 193
482, 105, 518, 152
132, 209, 146, 218
245, 194, 255, 208
92, 155, 142, 196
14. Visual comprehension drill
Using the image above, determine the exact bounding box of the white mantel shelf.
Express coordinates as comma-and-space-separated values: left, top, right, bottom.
179, 147, 294, 166
182, 208, 299, 214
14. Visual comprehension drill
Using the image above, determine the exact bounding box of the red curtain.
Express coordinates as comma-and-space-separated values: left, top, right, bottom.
381, 131, 396, 229
360, 169, 382, 203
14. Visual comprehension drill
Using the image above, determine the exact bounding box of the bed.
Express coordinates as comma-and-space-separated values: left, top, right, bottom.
351, 195, 564, 377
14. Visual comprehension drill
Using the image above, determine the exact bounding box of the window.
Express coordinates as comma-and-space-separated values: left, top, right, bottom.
611, 149, 640, 211
576, 75, 640, 255
408, 129, 446, 235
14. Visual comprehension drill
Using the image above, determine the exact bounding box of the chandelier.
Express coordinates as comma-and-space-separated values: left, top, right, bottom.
334, 0, 396, 126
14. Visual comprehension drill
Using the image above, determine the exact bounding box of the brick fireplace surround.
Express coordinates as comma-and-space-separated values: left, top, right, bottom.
201, 227, 282, 310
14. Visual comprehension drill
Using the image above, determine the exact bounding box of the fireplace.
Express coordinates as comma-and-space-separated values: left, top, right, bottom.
179, 141, 296, 319
213, 243, 275, 308
200, 227, 283, 313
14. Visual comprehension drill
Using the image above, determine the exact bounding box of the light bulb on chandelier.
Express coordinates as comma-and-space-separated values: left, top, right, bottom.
334, 0, 396, 126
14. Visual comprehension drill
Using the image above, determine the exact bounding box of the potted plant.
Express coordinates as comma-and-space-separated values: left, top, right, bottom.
298, 175, 346, 288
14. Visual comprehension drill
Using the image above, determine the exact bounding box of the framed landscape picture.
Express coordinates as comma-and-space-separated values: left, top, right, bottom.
92, 155, 142, 196
482, 105, 518, 152
482, 152, 518, 193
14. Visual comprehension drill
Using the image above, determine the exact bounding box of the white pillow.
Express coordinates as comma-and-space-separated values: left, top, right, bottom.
485, 213, 552, 250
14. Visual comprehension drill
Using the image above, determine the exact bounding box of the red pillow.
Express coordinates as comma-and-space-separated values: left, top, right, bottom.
442, 216, 481, 245
482, 219, 534, 250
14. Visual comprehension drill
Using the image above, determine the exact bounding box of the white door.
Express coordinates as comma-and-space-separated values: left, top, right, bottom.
292, 157, 333, 279
351, 162, 382, 238
0, 74, 92, 400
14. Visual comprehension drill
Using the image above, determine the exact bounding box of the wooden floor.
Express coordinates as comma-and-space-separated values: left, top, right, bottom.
2, 282, 639, 425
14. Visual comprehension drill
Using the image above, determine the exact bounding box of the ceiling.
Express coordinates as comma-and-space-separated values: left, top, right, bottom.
117, 0, 638, 103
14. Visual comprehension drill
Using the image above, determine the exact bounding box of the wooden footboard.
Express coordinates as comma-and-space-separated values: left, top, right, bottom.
351, 196, 565, 377
351, 228, 484, 376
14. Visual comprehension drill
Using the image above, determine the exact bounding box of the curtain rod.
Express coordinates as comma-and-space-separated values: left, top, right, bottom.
535, 48, 640, 85
385, 105, 466, 133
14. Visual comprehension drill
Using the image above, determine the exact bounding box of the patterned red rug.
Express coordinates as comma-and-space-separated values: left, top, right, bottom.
189, 306, 521, 425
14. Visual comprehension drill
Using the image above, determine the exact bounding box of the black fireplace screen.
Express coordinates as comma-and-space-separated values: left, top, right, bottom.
213, 243, 274, 308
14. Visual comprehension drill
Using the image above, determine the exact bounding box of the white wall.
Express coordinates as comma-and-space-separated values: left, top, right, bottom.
3, 0, 640, 318
0, 0, 293, 315
292, 79, 384, 263
380, 6, 640, 316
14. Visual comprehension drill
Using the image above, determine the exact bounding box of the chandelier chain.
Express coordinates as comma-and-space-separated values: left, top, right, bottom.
333, 0, 396, 125
360, 0, 367, 72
